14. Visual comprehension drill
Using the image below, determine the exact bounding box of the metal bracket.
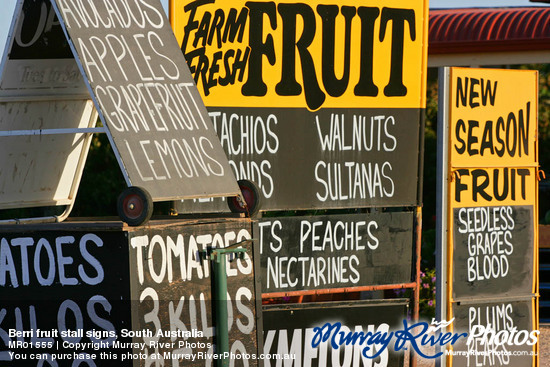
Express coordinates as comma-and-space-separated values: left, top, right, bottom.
197, 239, 253, 262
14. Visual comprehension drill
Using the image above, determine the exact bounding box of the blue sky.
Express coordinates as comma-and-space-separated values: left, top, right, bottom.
0, 0, 548, 57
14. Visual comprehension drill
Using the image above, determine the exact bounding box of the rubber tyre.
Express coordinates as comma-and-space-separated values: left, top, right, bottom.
227, 180, 262, 217
117, 186, 153, 226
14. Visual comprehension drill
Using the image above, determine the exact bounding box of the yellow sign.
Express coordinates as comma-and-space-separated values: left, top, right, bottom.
170, 0, 429, 110
445, 68, 539, 366
449, 68, 538, 168
449, 167, 538, 207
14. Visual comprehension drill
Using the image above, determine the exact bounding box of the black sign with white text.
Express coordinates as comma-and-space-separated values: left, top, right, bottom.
0, 0, 86, 93
451, 300, 536, 367
0, 228, 132, 366
452, 205, 534, 300
0, 219, 261, 366
127, 219, 261, 367
49, 0, 239, 200
256, 212, 413, 294
262, 300, 407, 367
177, 107, 422, 212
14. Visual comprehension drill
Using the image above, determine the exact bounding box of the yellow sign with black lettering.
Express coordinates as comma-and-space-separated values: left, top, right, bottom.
450, 167, 537, 207
446, 67, 539, 304
170, 0, 428, 110
449, 68, 538, 168
445, 68, 539, 367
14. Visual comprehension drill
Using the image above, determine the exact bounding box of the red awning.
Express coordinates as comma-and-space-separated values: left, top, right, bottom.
429, 7, 550, 54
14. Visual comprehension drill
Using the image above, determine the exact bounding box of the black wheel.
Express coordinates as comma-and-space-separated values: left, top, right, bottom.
227, 180, 262, 217
117, 186, 153, 226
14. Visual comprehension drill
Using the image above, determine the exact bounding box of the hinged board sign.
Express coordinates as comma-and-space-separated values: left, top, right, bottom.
170, 0, 429, 212
0, 0, 97, 210
446, 67, 538, 302
44, 0, 241, 201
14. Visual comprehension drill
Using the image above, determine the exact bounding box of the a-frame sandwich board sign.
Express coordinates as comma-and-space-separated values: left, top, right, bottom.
47, 0, 243, 206
0, 0, 97, 223
0, 0, 244, 225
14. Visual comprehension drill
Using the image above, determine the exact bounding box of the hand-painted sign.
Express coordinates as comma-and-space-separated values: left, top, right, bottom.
451, 205, 534, 299
171, 0, 428, 211
449, 70, 537, 168
0, 219, 261, 366
179, 107, 421, 211
47, 0, 240, 201
128, 219, 261, 367
451, 299, 537, 367
171, 0, 427, 111
0, 228, 133, 366
9, 0, 72, 60
256, 212, 413, 294
437, 67, 539, 366
0, 0, 96, 212
262, 300, 407, 367
447, 68, 538, 301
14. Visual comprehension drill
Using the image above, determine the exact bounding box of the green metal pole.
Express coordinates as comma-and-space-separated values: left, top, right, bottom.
213, 253, 229, 367
207, 244, 247, 367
